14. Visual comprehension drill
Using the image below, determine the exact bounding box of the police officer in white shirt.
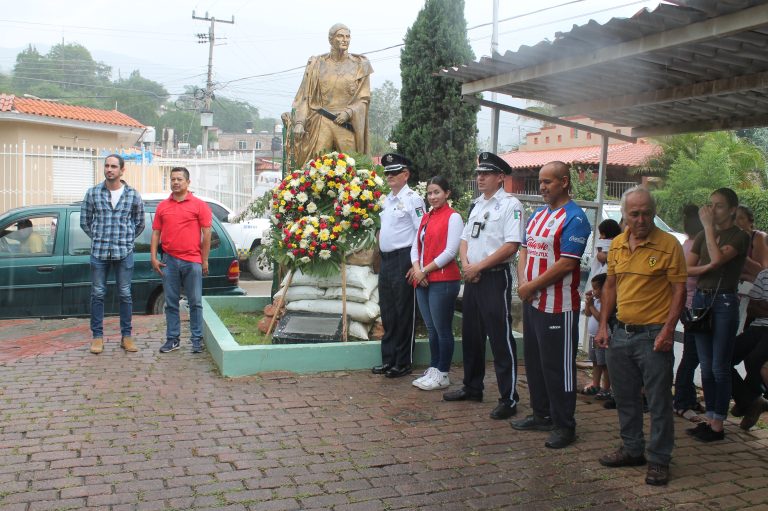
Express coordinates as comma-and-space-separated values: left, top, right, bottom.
373, 153, 426, 378
443, 152, 525, 421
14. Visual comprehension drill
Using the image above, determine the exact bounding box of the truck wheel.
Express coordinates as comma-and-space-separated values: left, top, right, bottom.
248, 250, 274, 280
150, 290, 165, 315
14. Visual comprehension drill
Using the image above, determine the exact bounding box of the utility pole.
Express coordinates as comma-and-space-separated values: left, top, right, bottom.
489, 0, 500, 153
192, 10, 234, 153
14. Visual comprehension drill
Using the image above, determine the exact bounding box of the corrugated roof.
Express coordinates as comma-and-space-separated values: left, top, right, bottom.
441, 0, 768, 137
500, 142, 660, 170
0, 93, 144, 128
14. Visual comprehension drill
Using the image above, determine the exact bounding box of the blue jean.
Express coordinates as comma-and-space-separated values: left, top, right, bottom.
673, 326, 700, 410
90, 253, 134, 338
692, 291, 739, 421
607, 324, 675, 466
416, 280, 460, 372
162, 254, 203, 344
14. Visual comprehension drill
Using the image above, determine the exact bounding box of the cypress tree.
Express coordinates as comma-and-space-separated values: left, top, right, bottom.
392, 0, 479, 192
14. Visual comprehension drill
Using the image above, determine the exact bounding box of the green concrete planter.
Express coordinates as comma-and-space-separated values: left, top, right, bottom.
203, 295, 517, 377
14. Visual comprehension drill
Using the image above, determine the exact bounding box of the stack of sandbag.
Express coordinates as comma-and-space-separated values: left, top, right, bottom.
268, 264, 380, 340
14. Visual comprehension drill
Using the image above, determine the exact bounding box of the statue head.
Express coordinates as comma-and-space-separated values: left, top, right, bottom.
328, 23, 351, 52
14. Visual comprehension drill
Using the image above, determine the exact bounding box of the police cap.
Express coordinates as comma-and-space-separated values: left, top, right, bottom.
476, 152, 512, 175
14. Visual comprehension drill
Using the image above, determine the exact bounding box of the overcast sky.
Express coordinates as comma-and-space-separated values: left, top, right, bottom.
0, 0, 667, 149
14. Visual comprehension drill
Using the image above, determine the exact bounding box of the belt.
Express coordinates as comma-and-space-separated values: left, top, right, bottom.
482, 264, 509, 273
698, 288, 736, 294
616, 321, 664, 333
380, 246, 411, 258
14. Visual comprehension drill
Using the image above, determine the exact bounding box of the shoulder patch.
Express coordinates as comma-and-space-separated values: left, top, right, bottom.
415, 207, 424, 217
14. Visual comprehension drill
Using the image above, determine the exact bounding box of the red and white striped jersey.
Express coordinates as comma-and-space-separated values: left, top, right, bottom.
523, 201, 591, 313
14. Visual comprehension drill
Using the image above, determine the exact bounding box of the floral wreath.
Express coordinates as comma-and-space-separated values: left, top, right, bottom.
267, 151, 386, 277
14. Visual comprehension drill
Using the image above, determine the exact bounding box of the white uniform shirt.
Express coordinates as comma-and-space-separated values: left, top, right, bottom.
460, 187, 525, 264
379, 184, 426, 253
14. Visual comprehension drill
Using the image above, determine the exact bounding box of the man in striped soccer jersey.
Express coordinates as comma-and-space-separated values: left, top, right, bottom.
511, 160, 591, 449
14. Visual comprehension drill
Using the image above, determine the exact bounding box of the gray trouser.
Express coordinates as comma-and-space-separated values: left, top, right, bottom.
606, 324, 675, 465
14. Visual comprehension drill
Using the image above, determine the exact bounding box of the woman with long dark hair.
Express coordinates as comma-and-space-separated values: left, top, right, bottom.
685, 188, 750, 441
408, 176, 464, 391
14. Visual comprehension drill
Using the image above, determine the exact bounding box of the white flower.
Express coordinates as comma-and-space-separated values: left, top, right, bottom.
319, 249, 331, 260
299, 256, 311, 264
374, 176, 384, 186
299, 239, 309, 249
270, 215, 280, 224
342, 204, 352, 216
360, 190, 372, 201
287, 252, 295, 260
346, 157, 355, 166
306, 202, 317, 213
296, 192, 308, 204
281, 189, 294, 201
290, 179, 300, 188
314, 180, 325, 191
327, 190, 336, 198
349, 188, 361, 199
362, 218, 374, 227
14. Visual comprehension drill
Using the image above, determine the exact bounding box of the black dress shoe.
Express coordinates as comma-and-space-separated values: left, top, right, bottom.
371, 364, 393, 375
443, 388, 483, 402
384, 365, 412, 378
490, 401, 517, 420
545, 427, 576, 449
510, 415, 554, 431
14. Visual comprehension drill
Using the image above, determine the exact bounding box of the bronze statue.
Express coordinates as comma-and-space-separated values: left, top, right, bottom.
287, 23, 373, 167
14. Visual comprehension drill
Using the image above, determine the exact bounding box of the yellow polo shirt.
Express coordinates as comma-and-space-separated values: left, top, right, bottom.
606, 227, 687, 325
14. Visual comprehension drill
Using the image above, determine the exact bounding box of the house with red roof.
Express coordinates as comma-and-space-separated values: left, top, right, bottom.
501, 116, 661, 198
0, 93, 148, 211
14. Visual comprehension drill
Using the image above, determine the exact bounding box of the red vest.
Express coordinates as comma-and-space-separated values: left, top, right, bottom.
416, 205, 461, 282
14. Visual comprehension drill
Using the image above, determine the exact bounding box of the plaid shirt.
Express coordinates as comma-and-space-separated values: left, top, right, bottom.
80, 181, 145, 260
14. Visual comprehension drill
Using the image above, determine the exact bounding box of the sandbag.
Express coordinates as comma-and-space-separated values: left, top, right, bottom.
348, 320, 370, 340
286, 299, 380, 323
345, 248, 377, 266
285, 265, 377, 293
324, 285, 373, 303
272, 285, 326, 302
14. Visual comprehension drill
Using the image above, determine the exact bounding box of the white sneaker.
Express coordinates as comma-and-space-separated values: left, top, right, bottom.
415, 371, 450, 391
412, 367, 436, 387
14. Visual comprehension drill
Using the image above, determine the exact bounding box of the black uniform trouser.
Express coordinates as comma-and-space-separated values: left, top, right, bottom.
522, 302, 579, 431
379, 247, 416, 367
461, 266, 519, 404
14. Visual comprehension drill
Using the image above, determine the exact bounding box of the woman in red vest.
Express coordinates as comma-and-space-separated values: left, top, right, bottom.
408, 176, 464, 391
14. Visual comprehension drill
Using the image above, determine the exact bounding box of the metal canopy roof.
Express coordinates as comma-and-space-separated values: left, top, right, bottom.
441, 0, 768, 137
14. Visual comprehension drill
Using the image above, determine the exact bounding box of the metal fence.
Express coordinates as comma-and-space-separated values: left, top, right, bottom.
0, 142, 264, 215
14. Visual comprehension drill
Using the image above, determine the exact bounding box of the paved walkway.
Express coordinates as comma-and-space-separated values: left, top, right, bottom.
0, 316, 767, 511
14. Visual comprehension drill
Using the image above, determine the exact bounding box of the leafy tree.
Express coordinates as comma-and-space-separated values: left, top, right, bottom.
392, 0, 479, 192
212, 96, 260, 133
369, 80, 401, 155
651, 131, 766, 228
110, 71, 169, 127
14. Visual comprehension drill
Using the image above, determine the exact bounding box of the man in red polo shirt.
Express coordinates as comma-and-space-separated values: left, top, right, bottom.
150, 167, 212, 353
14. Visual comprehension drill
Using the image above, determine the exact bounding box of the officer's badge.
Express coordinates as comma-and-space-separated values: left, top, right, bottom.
415, 207, 424, 217
648, 256, 657, 268
383, 154, 392, 164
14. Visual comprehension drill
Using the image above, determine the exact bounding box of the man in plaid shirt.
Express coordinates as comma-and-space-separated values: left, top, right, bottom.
80, 154, 145, 354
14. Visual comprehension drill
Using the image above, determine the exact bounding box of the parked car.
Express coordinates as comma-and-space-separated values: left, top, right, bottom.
0, 202, 244, 319
142, 193, 273, 280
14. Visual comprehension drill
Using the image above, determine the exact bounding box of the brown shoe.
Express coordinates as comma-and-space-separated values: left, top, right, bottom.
645, 462, 670, 486
120, 336, 138, 352
740, 396, 768, 430
599, 448, 646, 467
90, 338, 104, 354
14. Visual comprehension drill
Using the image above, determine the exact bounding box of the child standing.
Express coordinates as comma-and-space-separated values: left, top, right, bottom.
584, 273, 611, 399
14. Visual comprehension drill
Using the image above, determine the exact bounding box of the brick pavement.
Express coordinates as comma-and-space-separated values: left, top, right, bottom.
0, 315, 767, 510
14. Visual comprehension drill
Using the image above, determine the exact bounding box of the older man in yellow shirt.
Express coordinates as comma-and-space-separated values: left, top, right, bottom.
594, 186, 686, 488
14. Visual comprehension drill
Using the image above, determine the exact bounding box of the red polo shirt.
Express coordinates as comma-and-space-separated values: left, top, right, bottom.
152, 192, 212, 263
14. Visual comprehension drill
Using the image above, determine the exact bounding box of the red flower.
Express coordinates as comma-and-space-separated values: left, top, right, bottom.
321, 243, 328, 249
338, 153, 345, 159
292, 249, 300, 256
373, 191, 381, 198
352, 223, 360, 230
368, 203, 374, 209
331, 245, 337, 251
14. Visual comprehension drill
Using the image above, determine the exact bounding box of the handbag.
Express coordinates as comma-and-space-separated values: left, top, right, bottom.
681, 306, 712, 333
681, 276, 722, 333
